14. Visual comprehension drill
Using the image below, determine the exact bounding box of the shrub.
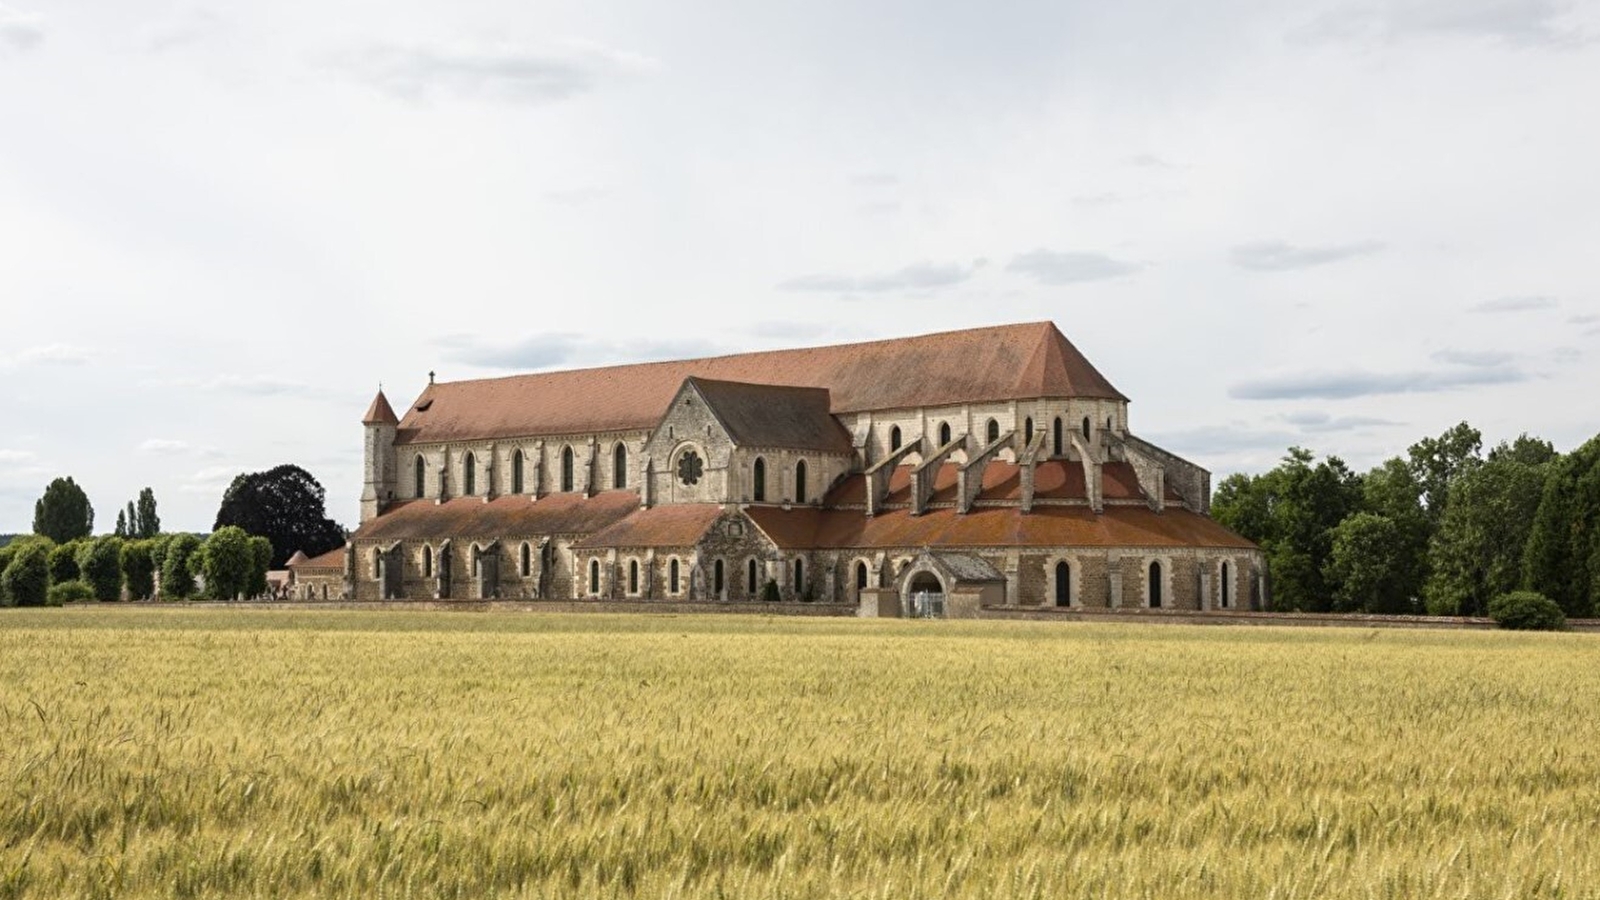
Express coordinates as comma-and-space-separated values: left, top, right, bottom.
121, 540, 157, 601
78, 537, 125, 601
162, 533, 202, 600
761, 579, 781, 603
2, 540, 52, 607
1488, 591, 1566, 631
48, 540, 83, 585
47, 580, 95, 605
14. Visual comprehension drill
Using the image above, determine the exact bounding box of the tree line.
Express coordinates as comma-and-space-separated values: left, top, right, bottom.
1214, 423, 1600, 622
0, 465, 346, 607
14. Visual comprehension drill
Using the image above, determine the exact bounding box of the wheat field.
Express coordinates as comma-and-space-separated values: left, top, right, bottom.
1, 609, 1597, 899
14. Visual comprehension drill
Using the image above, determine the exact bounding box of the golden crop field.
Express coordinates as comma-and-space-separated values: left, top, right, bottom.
1, 609, 1597, 900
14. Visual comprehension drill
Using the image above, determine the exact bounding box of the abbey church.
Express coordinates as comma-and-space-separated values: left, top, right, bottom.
290, 322, 1264, 616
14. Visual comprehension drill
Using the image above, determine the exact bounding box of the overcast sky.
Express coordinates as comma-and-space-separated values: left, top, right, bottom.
2, 0, 1598, 533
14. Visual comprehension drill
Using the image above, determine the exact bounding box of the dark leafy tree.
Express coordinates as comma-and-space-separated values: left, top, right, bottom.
1523, 436, 1600, 618
246, 536, 273, 599
33, 477, 94, 544
1213, 447, 1363, 611
1425, 436, 1555, 615
161, 533, 202, 600
121, 540, 157, 601
134, 488, 160, 538
1360, 457, 1431, 606
114, 509, 128, 537
47, 540, 83, 585
1407, 422, 1483, 525
2, 538, 52, 607
214, 465, 346, 569
1, 534, 54, 605
1326, 512, 1416, 614
78, 537, 124, 601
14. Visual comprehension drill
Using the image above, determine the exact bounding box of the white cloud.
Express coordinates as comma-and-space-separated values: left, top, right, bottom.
328, 37, 655, 105
1231, 240, 1386, 272
139, 438, 191, 453
1470, 295, 1559, 313
2, 343, 91, 367
0, 5, 43, 57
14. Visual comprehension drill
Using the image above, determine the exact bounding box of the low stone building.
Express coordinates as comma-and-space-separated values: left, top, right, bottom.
315, 321, 1263, 615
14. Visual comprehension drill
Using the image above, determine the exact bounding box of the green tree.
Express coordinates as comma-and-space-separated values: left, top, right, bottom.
1425, 436, 1555, 616
1407, 422, 1483, 525
1213, 448, 1363, 611
1361, 457, 1430, 605
161, 533, 202, 600
214, 465, 346, 569
246, 536, 273, 599
1, 538, 52, 607
200, 526, 256, 601
121, 540, 157, 601
78, 537, 124, 602
134, 488, 161, 538
33, 477, 94, 543
47, 540, 84, 586
1326, 512, 1416, 614
114, 508, 128, 537
1523, 436, 1600, 618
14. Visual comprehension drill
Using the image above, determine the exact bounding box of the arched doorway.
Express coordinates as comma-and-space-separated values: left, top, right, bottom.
1054, 561, 1070, 607
1149, 561, 1163, 608
906, 571, 945, 618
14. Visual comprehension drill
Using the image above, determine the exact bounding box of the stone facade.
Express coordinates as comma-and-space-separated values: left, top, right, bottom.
312, 322, 1266, 615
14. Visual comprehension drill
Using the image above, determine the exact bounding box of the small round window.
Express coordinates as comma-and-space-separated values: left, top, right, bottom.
677, 450, 704, 486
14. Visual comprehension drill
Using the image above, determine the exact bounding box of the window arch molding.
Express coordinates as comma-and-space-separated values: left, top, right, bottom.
986, 419, 1000, 444
752, 457, 767, 502
414, 454, 427, 498
613, 442, 628, 490
560, 446, 576, 493
1144, 556, 1172, 609
463, 451, 477, 496
889, 425, 902, 452
512, 449, 525, 494
794, 459, 808, 504
1045, 555, 1080, 608
938, 422, 952, 447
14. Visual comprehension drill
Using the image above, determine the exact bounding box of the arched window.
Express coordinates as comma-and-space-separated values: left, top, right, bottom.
589, 559, 600, 594
1024, 417, 1034, 445
670, 558, 680, 594
1220, 561, 1231, 608
1082, 417, 1091, 440
856, 561, 868, 591
470, 545, 481, 577
890, 425, 902, 452
747, 558, 758, 595
795, 460, 808, 504
1053, 418, 1063, 456
986, 419, 999, 443
371, 548, 381, 578
414, 454, 427, 498
561, 447, 575, 492
520, 543, 531, 577
938, 422, 952, 446
613, 443, 627, 490
753, 457, 766, 502
422, 545, 433, 578
512, 450, 524, 494
714, 559, 725, 597
1107, 415, 1114, 430
1055, 561, 1071, 607
463, 452, 476, 496
793, 558, 804, 594
1149, 561, 1163, 608
629, 559, 639, 594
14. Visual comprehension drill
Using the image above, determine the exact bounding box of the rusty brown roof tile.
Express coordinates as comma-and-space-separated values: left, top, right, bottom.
362, 390, 400, 426
689, 378, 854, 453
574, 504, 727, 549
350, 492, 640, 543
395, 322, 1125, 444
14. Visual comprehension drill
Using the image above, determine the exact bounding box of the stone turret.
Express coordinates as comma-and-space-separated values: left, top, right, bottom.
359, 388, 399, 523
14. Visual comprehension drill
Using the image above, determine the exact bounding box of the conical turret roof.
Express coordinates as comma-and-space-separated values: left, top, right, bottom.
363, 389, 399, 426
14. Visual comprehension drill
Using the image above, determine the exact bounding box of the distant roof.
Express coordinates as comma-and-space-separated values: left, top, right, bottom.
575, 504, 726, 549
395, 321, 1126, 444
285, 550, 309, 566
688, 378, 854, 454
363, 390, 399, 426
744, 504, 1258, 551
350, 492, 639, 542
289, 547, 345, 571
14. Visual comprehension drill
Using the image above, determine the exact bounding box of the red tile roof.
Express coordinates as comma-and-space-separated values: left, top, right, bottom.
363, 390, 400, 426
823, 460, 1151, 506
290, 546, 346, 570
689, 378, 854, 453
745, 504, 1259, 551
349, 492, 640, 542
395, 322, 1126, 444
574, 504, 726, 549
